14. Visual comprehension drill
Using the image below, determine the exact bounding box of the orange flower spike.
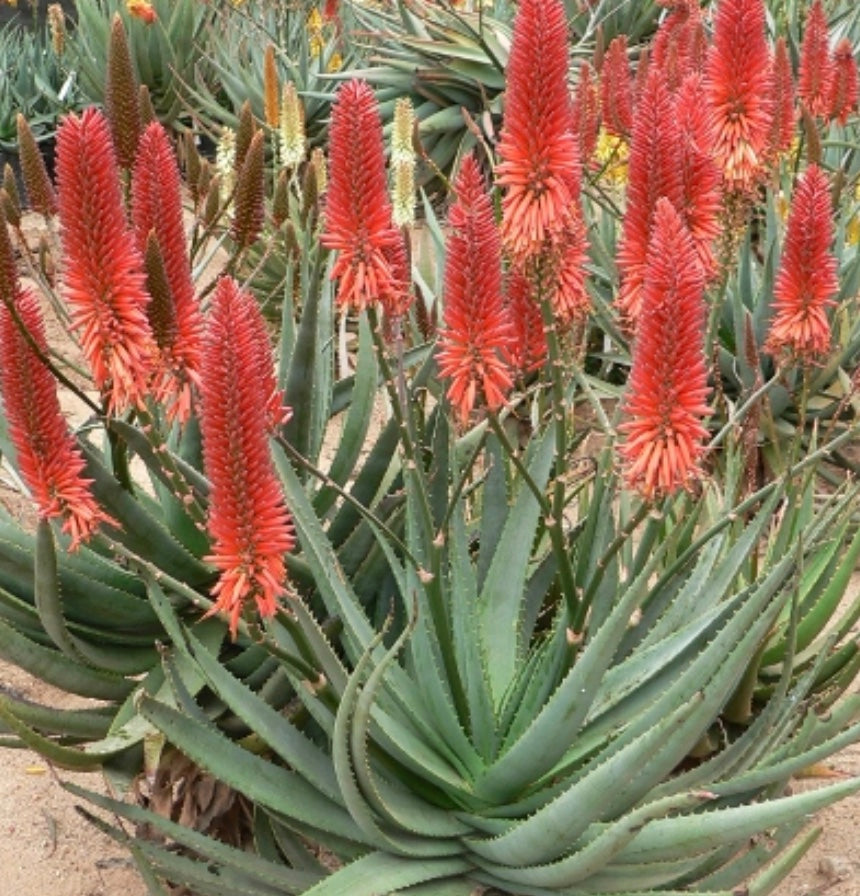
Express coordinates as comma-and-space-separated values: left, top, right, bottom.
619, 198, 710, 499
675, 74, 722, 281
768, 38, 797, 158
200, 276, 295, 638
132, 121, 204, 422
798, 0, 834, 119
652, 0, 707, 91
706, 0, 773, 192
504, 267, 546, 377
0, 290, 116, 549
551, 208, 590, 322
572, 61, 600, 166
615, 68, 684, 324
601, 36, 634, 138
829, 39, 859, 125
766, 164, 838, 362
263, 44, 280, 129
56, 108, 155, 413
436, 155, 513, 423
495, 0, 581, 264
320, 80, 405, 314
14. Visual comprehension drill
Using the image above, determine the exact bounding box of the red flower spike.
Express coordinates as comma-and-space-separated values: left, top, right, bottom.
0, 290, 115, 549
619, 198, 710, 499
132, 121, 204, 423
200, 276, 295, 638
652, 0, 706, 92
56, 108, 155, 413
829, 39, 859, 125
798, 0, 834, 119
572, 61, 600, 169
766, 164, 837, 361
551, 207, 591, 322
768, 38, 797, 159
244, 285, 292, 432
601, 37, 634, 137
495, 0, 581, 264
505, 267, 546, 376
706, 0, 773, 192
436, 155, 513, 423
321, 79, 406, 314
675, 74, 723, 281
615, 69, 684, 324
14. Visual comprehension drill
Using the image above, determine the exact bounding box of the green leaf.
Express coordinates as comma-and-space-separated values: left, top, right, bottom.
64, 781, 322, 893
298, 851, 472, 896
615, 778, 860, 864
478, 423, 556, 703
0, 617, 133, 700
137, 695, 368, 846
34, 520, 157, 674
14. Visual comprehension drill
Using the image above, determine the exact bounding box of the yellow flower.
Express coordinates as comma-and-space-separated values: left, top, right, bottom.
594, 127, 629, 186
279, 82, 306, 170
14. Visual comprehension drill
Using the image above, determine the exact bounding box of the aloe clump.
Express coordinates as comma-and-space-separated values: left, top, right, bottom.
0, 0, 859, 894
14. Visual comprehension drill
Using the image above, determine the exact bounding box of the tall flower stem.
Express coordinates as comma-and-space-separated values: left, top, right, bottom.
536, 269, 571, 538
574, 500, 652, 633
485, 409, 581, 629
368, 307, 469, 726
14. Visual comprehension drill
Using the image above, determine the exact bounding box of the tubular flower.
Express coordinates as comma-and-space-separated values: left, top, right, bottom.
766, 164, 837, 361
436, 155, 513, 423
56, 108, 154, 413
706, 0, 773, 192
495, 0, 581, 264
768, 38, 797, 159
320, 79, 406, 313
615, 68, 684, 324
619, 198, 710, 499
132, 121, 204, 422
601, 36, 634, 137
504, 267, 546, 376
829, 39, 859, 125
200, 276, 295, 638
798, 0, 834, 119
675, 74, 723, 280
0, 290, 114, 549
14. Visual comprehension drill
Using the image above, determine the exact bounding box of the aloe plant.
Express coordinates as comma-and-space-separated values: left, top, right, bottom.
0, 2, 859, 894
66, 0, 216, 126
